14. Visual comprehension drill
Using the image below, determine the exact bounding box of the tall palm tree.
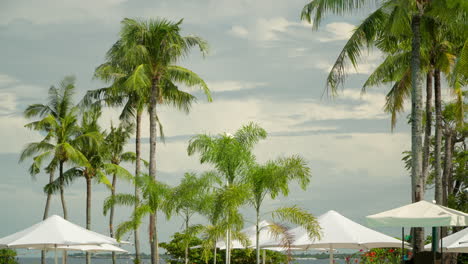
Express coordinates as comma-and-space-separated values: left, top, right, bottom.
45, 107, 133, 264
104, 122, 136, 264
102, 18, 212, 264
244, 156, 313, 264
187, 122, 267, 264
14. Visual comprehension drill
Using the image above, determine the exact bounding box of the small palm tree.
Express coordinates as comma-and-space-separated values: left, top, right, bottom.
165, 172, 218, 264
243, 156, 315, 264
188, 122, 267, 264
103, 174, 172, 247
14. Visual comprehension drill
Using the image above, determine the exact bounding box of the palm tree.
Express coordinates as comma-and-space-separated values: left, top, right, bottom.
165, 172, 217, 264
45, 107, 133, 264
188, 122, 267, 264
243, 156, 313, 264
103, 174, 172, 252
101, 18, 211, 264
104, 122, 136, 264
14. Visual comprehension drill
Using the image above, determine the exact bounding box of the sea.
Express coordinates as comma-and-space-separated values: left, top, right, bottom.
17, 257, 346, 264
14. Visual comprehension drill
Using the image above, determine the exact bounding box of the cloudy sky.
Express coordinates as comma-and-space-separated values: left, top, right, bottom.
0, 0, 441, 255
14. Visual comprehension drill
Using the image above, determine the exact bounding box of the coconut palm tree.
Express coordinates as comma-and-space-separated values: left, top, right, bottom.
188, 122, 267, 264
243, 156, 313, 264
45, 107, 133, 264
100, 18, 211, 264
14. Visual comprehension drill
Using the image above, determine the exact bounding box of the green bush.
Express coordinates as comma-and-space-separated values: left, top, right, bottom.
0, 249, 19, 264
160, 232, 287, 264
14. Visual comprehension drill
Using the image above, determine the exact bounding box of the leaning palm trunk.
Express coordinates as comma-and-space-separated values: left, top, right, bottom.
86, 175, 92, 264
422, 71, 433, 191
41, 170, 55, 264
134, 110, 142, 264
110, 173, 117, 264
410, 12, 424, 252
434, 69, 443, 205
149, 78, 160, 264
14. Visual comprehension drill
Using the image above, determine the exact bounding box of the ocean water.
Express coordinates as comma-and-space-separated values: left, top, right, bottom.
18, 257, 345, 264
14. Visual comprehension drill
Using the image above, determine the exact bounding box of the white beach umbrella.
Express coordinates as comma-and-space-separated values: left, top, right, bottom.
285, 210, 408, 264
424, 228, 468, 253
31, 244, 128, 253
366, 200, 468, 263
0, 215, 121, 264
366, 200, 468, 227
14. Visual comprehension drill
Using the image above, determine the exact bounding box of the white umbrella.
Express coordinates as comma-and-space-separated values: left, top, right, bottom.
285, 210, 408, 264
31, 244, 128, 253
0, 215, 121, 264
366, 200, 468, 263
424, 228, 468, 253
367, 200, 468, 227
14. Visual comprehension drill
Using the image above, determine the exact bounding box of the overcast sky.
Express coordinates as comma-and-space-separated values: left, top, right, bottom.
0, 0, 443, 256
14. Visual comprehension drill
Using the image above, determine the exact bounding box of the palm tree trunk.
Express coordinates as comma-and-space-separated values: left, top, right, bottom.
59, 161, 68, 264
422, 71, 433, 192
434, 69, 443, 204
185, 215, 189, 264
110, 172, 117, 264
86, 175, 92, 264
410, 12, 424, 253
149, 76, 160, 264
41, 169, 55, 264
256, 206, 260, 264
59, 161, 68, 219
442, 129, 453, 206
134, 110, 142, 264
213, 242, 217, 264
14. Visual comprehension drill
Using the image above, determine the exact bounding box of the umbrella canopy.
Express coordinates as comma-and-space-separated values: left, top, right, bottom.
0, 215, 119, 249
366, 200, 468, 227
51, 244, 127, 253
424, 228, 468, 253
288, 210, 408, 250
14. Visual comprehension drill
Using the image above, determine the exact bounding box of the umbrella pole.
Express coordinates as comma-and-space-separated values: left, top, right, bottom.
440, 227, 444, 264
54, 246, 58, 264
62, 251, 65, 264
262, 249, 266, 264
401, 227, 404, 264
329, 245, 334, 264
432, 227, 438, 264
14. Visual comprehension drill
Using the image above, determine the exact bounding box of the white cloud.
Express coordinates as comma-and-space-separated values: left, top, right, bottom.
207, 81, 266, 92
318, 22, 355, 42
0, 115, 41, 153
0, 0, 128, 25
0, 74, 18, 87
228, 25, 249, 38
315, 50, 382, 75
0, 93, 17, 114
229, 17, 311, 43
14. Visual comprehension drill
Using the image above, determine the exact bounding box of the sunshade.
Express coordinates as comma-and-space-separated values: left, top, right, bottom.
286, 210, 408, 264
0, 215, 121, 264
424, 228, 468, 253
30, 244, 128, 253
366, 200, 468, 227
